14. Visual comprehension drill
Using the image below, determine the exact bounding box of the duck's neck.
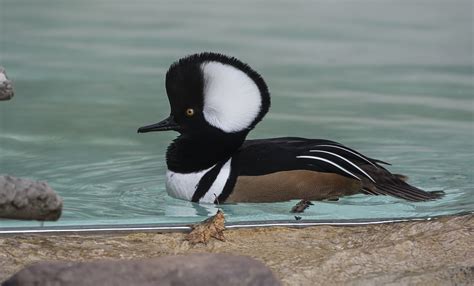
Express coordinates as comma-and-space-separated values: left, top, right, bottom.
166, 133, 245, 173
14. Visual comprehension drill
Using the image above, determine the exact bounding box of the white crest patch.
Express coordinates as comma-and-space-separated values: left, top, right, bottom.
201, 62, 261, 133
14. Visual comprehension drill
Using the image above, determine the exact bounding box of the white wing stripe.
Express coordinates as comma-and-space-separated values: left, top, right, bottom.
296, 155, 361, 181
199, 158, 232, 203
309, 150, 376, 183
314, 145, 378, 168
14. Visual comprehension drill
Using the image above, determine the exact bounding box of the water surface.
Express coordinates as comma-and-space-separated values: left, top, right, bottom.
0, 0, 472, 228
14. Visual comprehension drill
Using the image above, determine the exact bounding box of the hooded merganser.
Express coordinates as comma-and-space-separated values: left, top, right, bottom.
138, 52, 443, 204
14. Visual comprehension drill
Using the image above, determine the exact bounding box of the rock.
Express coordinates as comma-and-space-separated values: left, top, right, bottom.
0, 175, 62, 221
185, 209, 226, 245
0, 215, 471, 285
0, 67, 14, 101
2, 254, 281, 286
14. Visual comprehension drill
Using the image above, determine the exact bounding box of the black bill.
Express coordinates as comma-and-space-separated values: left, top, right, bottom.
137, 115, 181, 133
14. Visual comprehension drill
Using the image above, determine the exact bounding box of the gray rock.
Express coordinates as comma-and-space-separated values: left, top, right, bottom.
0, 67, 14, 101
0, 175, 62, 221
2, 253, 281, 286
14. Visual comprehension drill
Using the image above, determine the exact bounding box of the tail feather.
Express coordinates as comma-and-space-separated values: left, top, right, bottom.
372, 182, 444, 202
360, 164, 444, 202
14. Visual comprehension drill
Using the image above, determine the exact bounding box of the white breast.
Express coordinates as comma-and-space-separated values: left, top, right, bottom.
165, 158, 232, 203
166, 167, 211, 201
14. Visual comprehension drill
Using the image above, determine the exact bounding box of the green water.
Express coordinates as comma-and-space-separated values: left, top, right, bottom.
0, 0, 473, 228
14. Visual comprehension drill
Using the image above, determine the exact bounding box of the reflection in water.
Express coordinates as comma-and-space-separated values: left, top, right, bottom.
165, 202, 219, 218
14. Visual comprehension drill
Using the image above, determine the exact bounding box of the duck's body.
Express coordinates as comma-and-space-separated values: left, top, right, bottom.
165, 137, 440, 203
139, 52, 443, 204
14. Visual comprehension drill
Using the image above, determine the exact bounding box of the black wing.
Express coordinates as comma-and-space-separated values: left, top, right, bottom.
234, 137, 443, 201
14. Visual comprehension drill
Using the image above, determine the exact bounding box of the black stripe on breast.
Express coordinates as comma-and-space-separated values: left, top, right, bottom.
215, 157, 239, 204
191, 160, 226, 202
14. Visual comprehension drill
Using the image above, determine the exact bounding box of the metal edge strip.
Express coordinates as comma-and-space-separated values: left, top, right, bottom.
0, 211, 471, 235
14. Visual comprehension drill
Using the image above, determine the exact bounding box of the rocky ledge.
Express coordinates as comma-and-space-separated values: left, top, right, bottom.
0, 214, 472, 285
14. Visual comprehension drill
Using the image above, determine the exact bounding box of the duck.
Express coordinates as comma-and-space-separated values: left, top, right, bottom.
138, 52, 443, 204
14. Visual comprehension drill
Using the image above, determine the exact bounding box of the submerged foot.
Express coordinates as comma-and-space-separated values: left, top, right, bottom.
291, 200, 314, 213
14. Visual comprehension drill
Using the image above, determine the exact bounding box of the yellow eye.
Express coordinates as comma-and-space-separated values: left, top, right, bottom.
185, 108, 195, 117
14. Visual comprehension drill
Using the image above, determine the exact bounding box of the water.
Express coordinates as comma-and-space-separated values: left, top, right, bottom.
0, 0, 473, 228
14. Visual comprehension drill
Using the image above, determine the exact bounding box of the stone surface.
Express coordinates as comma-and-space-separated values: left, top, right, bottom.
0, 214, 472, 285
185, 209, 226, 244
3, 253, 280, 286
0, 175, 62, 221
0, 67, 14, 101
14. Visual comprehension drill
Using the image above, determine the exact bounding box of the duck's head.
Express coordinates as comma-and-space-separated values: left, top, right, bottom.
138, 52, 270, 141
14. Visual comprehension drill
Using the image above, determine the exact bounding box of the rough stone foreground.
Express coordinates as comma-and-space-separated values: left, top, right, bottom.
3, 254, 280, 286
1, 214, 473, 285
0, 176, 63, 221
